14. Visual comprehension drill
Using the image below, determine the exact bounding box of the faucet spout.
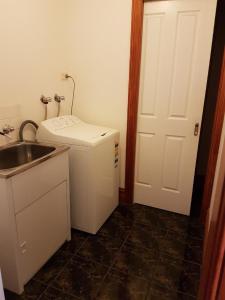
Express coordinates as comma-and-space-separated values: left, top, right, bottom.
19, 120, 39, 142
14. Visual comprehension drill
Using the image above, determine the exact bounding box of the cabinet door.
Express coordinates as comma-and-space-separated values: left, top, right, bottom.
16, 182, 68, 284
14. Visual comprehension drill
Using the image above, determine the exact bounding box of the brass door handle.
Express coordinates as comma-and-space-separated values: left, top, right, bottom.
194, 123, 199, 136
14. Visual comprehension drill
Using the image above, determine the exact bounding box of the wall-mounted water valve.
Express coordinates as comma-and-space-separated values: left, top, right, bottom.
54, 94, 65, 103
40, 95, 52, 104
40, 95, 52, 120
0, 124, 15, 138
2, 125, 15, 134
54, 94, 65, 117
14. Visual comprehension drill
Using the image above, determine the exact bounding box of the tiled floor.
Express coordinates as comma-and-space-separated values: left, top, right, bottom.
4, 204, 204, 300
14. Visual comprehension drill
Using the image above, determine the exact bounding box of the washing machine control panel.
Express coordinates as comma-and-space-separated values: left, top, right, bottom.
46, 116, 81, 131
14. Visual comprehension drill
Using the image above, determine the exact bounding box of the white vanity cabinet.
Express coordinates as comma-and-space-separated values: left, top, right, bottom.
0, 151, 71, 294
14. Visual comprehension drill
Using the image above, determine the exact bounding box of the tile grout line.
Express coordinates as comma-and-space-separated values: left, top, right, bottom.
36, 255, 74, 300
152, 252, 201, 299
133, 216, 202, 299
36, 234, 90, 300
74, 222, 134, 264
71, 235, 91, 260
94, 227, 133, 298
38, 227, 130, 299
39, 284, 82, 300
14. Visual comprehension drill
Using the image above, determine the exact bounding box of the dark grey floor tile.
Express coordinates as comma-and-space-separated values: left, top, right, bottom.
114, 203, 164, 227
152, 257, 200, 297
158, 232, 188, 260
112, 242, 158, 280
4, 280, 47, 300
160, 232, 203, 264
97, 270, 149, 300
152, 210, 190, 233
184, 238, 203, 264
34, 250, 71, 284
39, 287, 79, 300
151, 257, 184, 292
51, 256, 108, 299
133, 205, 190, 234
77, 234, 123, 266
186, 219, 204, 240
177, 261, 201, 296
168, 220, 204, 241
132, 205, 158, 228
97, 214, 131, 240
59, 229, 89, 256
147, 284, 195, 300
107, 204, 136, 229
127, 223, 167, 250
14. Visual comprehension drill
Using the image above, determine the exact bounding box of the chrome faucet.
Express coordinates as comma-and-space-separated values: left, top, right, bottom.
0, 125, 15, 138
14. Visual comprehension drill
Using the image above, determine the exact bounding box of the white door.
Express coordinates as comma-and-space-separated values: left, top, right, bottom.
134, 0, 217, 215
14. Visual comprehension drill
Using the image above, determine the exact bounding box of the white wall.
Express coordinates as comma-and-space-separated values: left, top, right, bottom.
0, 0, 132, 187
0, 0, 71, 125
66, 0, 132, 187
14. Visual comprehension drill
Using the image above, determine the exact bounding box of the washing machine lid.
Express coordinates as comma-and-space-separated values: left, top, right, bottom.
37, 115, 118, 146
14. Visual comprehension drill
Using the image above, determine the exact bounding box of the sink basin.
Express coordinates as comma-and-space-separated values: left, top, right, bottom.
0, 143, 56, 170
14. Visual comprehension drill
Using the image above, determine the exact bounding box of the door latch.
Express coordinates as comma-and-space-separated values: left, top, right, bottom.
194, 123, 199, 136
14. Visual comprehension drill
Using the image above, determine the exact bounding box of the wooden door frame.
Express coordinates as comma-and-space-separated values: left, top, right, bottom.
122, 0, 144, 203
201, 47, 225, 223
199, 167, 225, 299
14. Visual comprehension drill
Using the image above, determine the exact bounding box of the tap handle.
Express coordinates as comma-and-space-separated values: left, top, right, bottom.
2, 124, 14, 134
54, 94, 65, 103
40, 95, 52, 104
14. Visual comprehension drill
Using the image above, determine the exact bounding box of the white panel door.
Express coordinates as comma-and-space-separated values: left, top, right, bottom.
134, 0, 217, 215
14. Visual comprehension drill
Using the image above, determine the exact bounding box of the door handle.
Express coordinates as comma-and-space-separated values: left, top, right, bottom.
20, 241, 26, 248
194, 123, 199, 136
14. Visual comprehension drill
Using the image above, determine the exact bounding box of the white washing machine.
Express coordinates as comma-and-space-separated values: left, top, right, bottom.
37, 115, 119, 234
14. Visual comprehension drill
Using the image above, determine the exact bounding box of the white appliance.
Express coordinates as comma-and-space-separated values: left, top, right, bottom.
37, 115, 119, 234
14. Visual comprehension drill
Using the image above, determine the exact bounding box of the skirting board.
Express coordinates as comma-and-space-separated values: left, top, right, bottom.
119, 188, 128, 203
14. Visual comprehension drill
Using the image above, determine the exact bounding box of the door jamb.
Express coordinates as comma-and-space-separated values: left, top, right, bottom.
201, 47, 225, 223
199, 177, 225, 299
123, 0, 144, 203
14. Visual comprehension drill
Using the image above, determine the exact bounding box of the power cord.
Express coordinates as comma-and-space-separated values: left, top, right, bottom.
65, 74, 76, 115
